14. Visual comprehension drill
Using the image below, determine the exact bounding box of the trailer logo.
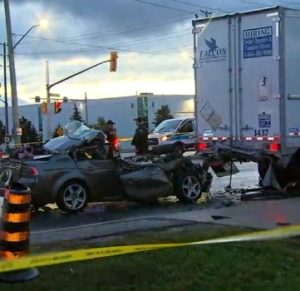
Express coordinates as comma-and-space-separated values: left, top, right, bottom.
199, 37, 227, 63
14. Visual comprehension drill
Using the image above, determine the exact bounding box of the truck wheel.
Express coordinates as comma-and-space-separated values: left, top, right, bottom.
258, 156, 271, 180
57, 181, 88, 213
174, 170, 202, 202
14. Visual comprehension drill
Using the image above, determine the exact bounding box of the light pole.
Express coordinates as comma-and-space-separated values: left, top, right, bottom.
4, 0, 46, 145
3, 43, 8, 139
0, 43, 9, 138
4, 0, 20, 145
12, 24, 40, 50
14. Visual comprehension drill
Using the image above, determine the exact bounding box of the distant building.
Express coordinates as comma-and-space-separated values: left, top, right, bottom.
0, 93, 194, 148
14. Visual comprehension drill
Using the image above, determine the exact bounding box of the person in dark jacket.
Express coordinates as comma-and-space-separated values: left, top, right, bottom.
131, 117, 148, 155
104, 120, 119, 158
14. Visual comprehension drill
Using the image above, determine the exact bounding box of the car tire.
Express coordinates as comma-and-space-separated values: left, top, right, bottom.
173, 143, 184, 155
57, 181, 88, 213
174, 170, 202, 202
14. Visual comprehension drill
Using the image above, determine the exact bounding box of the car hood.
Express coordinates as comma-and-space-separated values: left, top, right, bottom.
43, 121, 105, 153
148, 132, 173, 138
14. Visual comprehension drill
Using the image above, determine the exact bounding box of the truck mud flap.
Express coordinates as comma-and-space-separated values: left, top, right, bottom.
210, 161, 239, 177
120, 166, 173, 201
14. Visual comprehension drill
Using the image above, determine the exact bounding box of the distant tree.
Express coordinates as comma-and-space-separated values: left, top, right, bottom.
153, 105, 174, 126
53, 123, 64, 138
69, 104, 84, 122
0, 120, 6, 144
19, 116, 39, 144
89, 117, 106, 131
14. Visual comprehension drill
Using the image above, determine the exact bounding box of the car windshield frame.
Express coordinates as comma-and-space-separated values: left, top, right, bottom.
153, 119, 183, 133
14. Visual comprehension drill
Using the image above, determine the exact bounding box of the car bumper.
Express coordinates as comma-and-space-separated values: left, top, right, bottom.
149, 144, 175, 155
18, 177, 55, 206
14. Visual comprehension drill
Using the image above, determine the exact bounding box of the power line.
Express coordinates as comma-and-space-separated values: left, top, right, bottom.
238, 0, 271, 6
61, 15, 191, 41
13, 26, 191, 56
134, 0, 195, 14
166, 0, 232, 13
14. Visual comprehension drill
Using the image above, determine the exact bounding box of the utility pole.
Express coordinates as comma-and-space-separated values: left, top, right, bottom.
84, 92, 88, 124
46, 60, 51, 139
4, 0, 20, 145
3, 43, 9, 138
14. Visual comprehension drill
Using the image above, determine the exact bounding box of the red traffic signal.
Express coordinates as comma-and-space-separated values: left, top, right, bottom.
54, 101, 62, 114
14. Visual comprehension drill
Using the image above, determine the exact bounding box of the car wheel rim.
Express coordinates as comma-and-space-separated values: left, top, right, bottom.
63, 184, 87, 210
182, 176, 201, 200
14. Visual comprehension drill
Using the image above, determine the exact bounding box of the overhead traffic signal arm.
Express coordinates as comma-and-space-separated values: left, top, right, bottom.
47, 53, 117, 92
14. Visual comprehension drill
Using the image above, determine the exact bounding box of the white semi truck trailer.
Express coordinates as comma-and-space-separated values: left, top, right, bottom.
193, 6, 300, 191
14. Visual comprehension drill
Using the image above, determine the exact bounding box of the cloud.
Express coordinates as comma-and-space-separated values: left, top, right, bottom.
3, 0, 300, 103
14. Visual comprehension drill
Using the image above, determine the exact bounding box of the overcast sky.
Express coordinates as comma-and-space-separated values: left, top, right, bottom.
1, 0, 300, 104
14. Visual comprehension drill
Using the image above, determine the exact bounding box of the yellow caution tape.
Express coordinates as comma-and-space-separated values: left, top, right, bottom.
119, 137, 132, 142
0, 224, 300, 273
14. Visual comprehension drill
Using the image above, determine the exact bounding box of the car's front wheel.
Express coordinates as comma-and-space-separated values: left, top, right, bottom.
173, 143, 184, 155
57, 181, 88, 213
174, 170, 202, 202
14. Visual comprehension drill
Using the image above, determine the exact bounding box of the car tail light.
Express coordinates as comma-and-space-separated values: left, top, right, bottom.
23, 166, 39, 177
267, 143, 281, 152
112, 138, 120, 151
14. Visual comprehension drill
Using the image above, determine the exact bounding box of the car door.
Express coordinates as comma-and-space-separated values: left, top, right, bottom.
176, 119, 196, 150
74, 148, 122, 200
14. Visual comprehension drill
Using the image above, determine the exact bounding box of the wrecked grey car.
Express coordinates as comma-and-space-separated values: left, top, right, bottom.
1, 121, 212, 213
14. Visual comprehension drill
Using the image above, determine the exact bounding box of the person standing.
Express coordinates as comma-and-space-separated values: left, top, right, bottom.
131, 117, 148, 155
104, 120, 120, 158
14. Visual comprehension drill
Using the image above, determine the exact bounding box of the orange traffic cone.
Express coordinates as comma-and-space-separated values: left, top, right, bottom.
0, 182, 39, 282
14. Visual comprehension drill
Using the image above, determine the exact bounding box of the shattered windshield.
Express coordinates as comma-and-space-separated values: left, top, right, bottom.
43, 121, 104, 152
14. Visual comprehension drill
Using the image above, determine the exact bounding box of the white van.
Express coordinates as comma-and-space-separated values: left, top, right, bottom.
148, 118, 196, 154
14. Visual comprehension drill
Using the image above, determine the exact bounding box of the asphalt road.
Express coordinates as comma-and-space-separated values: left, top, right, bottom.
29, 160, 300, 245
30, 161, 259, 232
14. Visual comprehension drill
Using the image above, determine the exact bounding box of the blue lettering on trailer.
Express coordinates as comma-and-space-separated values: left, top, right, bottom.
258, 113, 271, 128
243, 26, 272, 58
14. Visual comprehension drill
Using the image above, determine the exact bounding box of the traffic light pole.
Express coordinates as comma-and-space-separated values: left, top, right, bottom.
45, 59, 110, 139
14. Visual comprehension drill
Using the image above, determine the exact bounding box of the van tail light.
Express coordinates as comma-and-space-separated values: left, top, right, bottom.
267, 143, 281, 152
197, 142, 208, 151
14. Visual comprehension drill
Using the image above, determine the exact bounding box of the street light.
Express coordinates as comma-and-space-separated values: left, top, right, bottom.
12, 25, 39, 50
13, 19, 48, 49
4, 0, 47, 145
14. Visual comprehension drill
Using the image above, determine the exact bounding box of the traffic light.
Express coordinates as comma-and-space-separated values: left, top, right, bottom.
41, 102, 47, 114
35, 96, 41, 103
54, 101, 63, 114
110, 51, 118, 72
63, 96, 68, 103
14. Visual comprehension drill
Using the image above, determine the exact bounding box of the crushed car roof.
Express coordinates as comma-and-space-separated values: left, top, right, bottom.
43, 121, 105, 152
